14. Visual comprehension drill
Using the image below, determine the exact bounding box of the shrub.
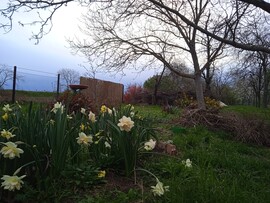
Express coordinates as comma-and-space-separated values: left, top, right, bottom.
175, 93, 196, 108
175, 93, 221, 110
204, 97, 221, 110
56, 90, 94, 113
123, 84, 144, 104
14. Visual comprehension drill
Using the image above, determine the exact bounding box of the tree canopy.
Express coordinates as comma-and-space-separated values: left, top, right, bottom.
1, 0, 270, 52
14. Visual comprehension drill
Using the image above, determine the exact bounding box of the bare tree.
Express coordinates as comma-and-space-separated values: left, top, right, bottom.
68, 0, 243, 109
211, 68, 234, 102
81, 63, 101, 79
2, 0, 270, 108
235, 13, 270, 107
2, 0, 270, 53
57, 68, 80, 90
0, 64, 14, 89
238, 0, 270, 13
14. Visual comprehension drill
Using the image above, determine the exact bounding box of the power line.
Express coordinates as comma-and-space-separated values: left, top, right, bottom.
1, 64, 58, 76
17, 71, 57, 78
17, 66, 57, 76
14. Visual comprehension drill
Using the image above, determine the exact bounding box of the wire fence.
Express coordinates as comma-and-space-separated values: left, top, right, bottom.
0, 65, 60, 103
1, 64, 124, 106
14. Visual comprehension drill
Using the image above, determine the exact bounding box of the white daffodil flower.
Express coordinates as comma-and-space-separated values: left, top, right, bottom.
117, 116, 134, 132
144, 139, 156, 151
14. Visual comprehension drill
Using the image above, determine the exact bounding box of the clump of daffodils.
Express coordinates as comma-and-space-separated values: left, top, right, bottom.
117, 116, 134, 132
144, 139, 156, 151
151, 179, 169, 196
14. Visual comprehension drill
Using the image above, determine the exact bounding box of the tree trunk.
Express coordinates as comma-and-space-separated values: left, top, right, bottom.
205, 78, 212, 97
257, 92, 261, 108
262, 61, 269, 108
194, 74, 206, 110
152, 66, 166, 105
152, 83, 158, 105
263, 79, 269, 108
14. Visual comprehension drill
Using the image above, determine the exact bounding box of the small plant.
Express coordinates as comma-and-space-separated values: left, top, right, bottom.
204, 97, 221, 110
175, 93, 196, 108
61, 163, 106, 189
176, 94, 221, 110
56, 90, 94, 113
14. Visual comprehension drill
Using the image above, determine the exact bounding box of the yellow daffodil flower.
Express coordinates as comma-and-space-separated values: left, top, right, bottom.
0, 129, 15, 140
2, 113, 8, 121
100, 105, 107, 113
98, 170, 106, 178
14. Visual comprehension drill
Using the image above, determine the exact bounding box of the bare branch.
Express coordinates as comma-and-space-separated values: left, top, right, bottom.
148, 0, 270, 53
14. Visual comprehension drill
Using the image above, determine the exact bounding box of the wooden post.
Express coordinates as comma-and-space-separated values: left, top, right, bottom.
56, 73, 60, 99
12, 66, 17, 103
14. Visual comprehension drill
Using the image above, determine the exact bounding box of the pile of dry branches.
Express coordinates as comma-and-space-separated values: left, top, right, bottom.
179, 108, 270, 147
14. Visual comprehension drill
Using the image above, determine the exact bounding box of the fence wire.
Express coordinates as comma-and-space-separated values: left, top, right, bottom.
0, 64, 60, 103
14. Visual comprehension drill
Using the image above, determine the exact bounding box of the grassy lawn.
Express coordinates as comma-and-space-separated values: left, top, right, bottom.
0, 90, 56, 103
1, 104, 270, 202
222, 105, 270, 121
74, 105, 270, 203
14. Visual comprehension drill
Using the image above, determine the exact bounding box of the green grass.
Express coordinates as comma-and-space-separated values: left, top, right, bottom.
137, 105, 270, 203
222, 105, 270, 121
142, 125, 270, 203
1, 89, 55, 97
70, 105, 270, 203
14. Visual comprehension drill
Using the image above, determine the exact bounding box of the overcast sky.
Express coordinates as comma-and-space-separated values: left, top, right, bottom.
0, 1, 156, 91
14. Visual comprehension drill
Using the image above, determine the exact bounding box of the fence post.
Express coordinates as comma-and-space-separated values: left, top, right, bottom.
12, 66, 17, 103
56, 73, 60, 99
